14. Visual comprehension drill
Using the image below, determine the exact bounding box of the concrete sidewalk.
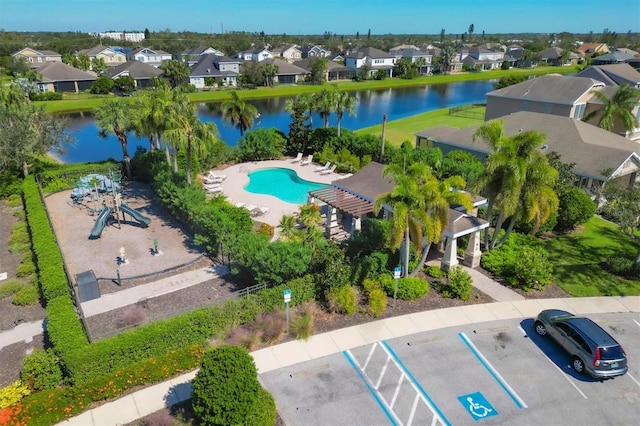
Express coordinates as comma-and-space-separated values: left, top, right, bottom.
58, 295, 640, 426
0, 320, 45, 351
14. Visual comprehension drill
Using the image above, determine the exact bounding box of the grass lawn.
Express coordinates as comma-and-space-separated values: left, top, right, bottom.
355, 106, 485, 147
543, 216, 640, 296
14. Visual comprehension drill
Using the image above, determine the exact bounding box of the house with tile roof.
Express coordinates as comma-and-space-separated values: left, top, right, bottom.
12, 48, 62, 67
189, 54, 241, 88
76, 45, 126, 67
577, 42, 609, 55
179, 46, 225, 66
415, 111, 640, 194
344, 47, 396, 78
103, 60, 164, 89
126, 47, 172, 67
35, 61, 96, 93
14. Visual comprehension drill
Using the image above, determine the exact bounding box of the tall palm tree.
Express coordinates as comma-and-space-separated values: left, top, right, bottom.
277, 214, 299, 242
314, 89, 335, 128
263, 63, 279, 87
164, 103, 218, 185
94, 98, 135, 177
220, 91, 259, 137
582, 84, 640, 132
334, 90, 357, 137
515, 154, 559, 237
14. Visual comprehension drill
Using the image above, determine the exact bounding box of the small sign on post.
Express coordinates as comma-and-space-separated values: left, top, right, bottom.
393, 266, 401, 308
284, 289, 292, 332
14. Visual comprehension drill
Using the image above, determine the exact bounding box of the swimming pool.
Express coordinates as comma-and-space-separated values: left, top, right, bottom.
245, 168, 328, 204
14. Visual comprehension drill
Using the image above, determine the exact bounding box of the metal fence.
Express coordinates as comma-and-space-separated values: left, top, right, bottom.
448, 103, 486, 120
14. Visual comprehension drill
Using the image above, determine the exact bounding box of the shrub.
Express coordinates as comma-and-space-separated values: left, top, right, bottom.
192, 345, 261, 426
8, 222, 29, 253
425, 265, 444, 279
439, 266, 473, 301
15, 260, 36, 278
12, 285, 39, 306
0, 280, 24, 299
380, 275, 429, 300
256, 222, 274, 238
226, 325, 261, 351
256, 311, 286, 344
246, 387, 277, 426
327, 285, 358, 315
367, 288, 387, 317
89, 76, 114, 94
554, 187, 596, 232
291, 304, 314, 340
0, 381, 30, 409
29, 92, 63, 101
605, 256, 636, 278
20, 349, 62, 392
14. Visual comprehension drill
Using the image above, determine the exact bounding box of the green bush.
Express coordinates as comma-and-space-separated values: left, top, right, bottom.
439, 266, 473, 301
291, 305, 314, 340
192, 345, 261, 426
367, 288, 387, 317
246, 387, 277, 426
15, 260, 35, 277
605, 256, 636, 278
425, 265, 444, 279
0, 381, 30, 409
380, 275, 429, 300
29, 92, 63, 101
236, 128, 286, 162
20, 349, 62, 392
327, 285, 358, 315
8, 222, 29, 253
12, 285, 39, 306
555, 186, 596, 232
0, 280, 23, 299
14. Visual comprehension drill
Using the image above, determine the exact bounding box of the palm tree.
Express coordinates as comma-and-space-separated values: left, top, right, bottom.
334, 90, 357, 137
220, 91, 259, 137
164, 103, 218, 185
277, 214, 299, 241
516, 154, 559, 236
439, 45, 456, 75
263, 63, 279, 87
582, 84, 640, 132
314, 89, 335, 128
94, 98, 135, 177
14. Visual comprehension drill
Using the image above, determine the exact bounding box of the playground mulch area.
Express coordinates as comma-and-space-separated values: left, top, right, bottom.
44, 181, 204, 282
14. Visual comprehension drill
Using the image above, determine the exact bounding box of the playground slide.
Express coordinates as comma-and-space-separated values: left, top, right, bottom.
120, 204, 151, 227
89, 207, 114, 239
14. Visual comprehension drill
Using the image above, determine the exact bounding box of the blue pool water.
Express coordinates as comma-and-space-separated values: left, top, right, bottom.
245, 168, 328, 204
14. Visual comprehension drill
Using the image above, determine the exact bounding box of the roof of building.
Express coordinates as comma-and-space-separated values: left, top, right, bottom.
103, 60, 164, 79
77, 44, 119, 56
415, 111, 640, 180
487, 74, 605, 104
575, 63, 640, 87
260, 58, 308, 75
345, 46, 394, 60
591, 51, 636, 64
37, 61, 97, 82
577, 42, 608, 54
128, 47, 171, 56
293, 58, 351, 72
190, 54, 240, 77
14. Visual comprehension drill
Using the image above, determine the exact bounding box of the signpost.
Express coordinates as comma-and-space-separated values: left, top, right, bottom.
284, 289, 291, 332
393, 266, 401, 308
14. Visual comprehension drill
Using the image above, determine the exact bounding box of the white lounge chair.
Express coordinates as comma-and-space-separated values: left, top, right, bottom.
203, 175, 225, 184
203, 183, 223, 191
301, 154, 313, 166
235, 202, 245, 208
256, 206, 270, 216
315, 162, 331, 172
291, 153, 303, 163
207, 172, 227, 181
320, 164, 337, 175
204, 185, 223, 194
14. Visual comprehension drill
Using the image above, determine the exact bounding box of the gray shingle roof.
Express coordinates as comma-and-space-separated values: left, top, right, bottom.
260, 58, 309, 75
576, 63, 640, 87
415, 111, 640, 180
345, 47, 394, 60
37, 62, 96, 82
103, 60, 163, 79
77, 44, 115, 56
190, 54, 240, 77
487, 74, 604, 104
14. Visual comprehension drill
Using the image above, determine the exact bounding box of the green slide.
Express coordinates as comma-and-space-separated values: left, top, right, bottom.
120, 204, 151, 227
89, 207, 114, 239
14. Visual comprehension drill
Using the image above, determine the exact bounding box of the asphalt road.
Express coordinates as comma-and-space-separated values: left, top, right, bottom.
260, 313, 640, 425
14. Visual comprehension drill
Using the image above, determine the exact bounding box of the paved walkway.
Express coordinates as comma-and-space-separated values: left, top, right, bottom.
0, 320, 45, 351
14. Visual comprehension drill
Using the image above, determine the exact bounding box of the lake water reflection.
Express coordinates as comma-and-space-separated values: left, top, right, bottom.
58, 80, 495, 164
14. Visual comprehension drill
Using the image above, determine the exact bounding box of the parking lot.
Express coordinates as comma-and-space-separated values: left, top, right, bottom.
260, 313, 640, 425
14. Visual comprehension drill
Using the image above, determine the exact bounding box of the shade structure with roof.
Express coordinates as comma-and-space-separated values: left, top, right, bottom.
308, 162, 489, 270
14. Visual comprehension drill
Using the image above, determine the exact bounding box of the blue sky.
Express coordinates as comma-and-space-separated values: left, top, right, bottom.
1, 0, 638, 35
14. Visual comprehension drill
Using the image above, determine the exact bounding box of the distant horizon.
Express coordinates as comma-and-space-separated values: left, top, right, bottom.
0, 0, 637, 36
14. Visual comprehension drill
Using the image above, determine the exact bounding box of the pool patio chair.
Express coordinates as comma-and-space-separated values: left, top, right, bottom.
235, 202, 245, 208
255, 206, 270, 216
207, 171, 227, 181
315, 162, 331, 172
203, 175, 225, 184
204, 185, 223, 194
300, 154, 313, 166
203, 183, 223, 191
291, 152, 303, 163
320, 164, 337, 175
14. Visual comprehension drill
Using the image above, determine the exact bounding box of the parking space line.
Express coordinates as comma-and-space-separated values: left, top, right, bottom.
627, 372, 640, 388
633, 319, 640, 328
343, 350, 400, 425
519, 327, 588, 399
380, 340, 452, 426
458, 332, 528, 408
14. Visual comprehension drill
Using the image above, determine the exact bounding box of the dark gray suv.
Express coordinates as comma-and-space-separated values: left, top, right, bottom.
534, 309, 628, 378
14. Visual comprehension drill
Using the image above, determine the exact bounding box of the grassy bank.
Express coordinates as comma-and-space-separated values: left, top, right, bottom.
37, 66, 578, 114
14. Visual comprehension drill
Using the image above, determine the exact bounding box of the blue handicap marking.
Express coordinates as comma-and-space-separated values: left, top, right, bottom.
458, 392, 498, 421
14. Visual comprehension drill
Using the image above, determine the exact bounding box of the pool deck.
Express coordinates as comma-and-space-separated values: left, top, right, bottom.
209, 158, 347, 228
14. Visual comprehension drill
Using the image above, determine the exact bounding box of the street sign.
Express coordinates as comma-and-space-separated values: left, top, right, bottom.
393, 266, 402, 279
457, 392, 498, 421
284, 288, 291, 303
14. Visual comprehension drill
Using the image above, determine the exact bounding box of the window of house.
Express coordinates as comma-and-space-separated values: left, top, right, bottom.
523, 100, 529, 111
37, 57, 42, 63
544, 103, 553, 114
573, 103, 586, 119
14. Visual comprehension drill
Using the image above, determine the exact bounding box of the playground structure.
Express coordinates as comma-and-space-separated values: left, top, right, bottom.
69, 172, 151, 239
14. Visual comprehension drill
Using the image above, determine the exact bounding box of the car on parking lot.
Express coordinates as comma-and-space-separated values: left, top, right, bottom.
534, 309, 628, 378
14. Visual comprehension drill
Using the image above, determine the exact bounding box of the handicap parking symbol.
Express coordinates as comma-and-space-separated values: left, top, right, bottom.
457, 392, 498, 421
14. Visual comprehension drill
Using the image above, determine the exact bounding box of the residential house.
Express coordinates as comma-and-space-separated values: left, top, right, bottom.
76, 45, 126, 67
591, 51, 636, 65
461, 47, 505, 70
390, 45, 434, 75
179, 46, 225, 66
538, 47, 581, 66
300, 44, 331, 59
576, 63, 640, 88
344, 47, 396, 78
308, 162, 488, 270
484, 74, 606, 121
35, 61, 96, 93
271, 45, 302, 62
126, 47, 172, 67
415, 111, 640, 195
577, 42, 609, 56
12, 48, 62, 67
189, 54, 241, 88
389, 44, 419, 58
293, 58, 355, 81
257, 58, 308, 84
237, 46, 272, 62
425, 47, 463, 73
103, 60, 164, 89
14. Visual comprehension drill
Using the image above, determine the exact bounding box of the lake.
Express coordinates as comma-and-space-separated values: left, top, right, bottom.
56, 80, 495, 164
